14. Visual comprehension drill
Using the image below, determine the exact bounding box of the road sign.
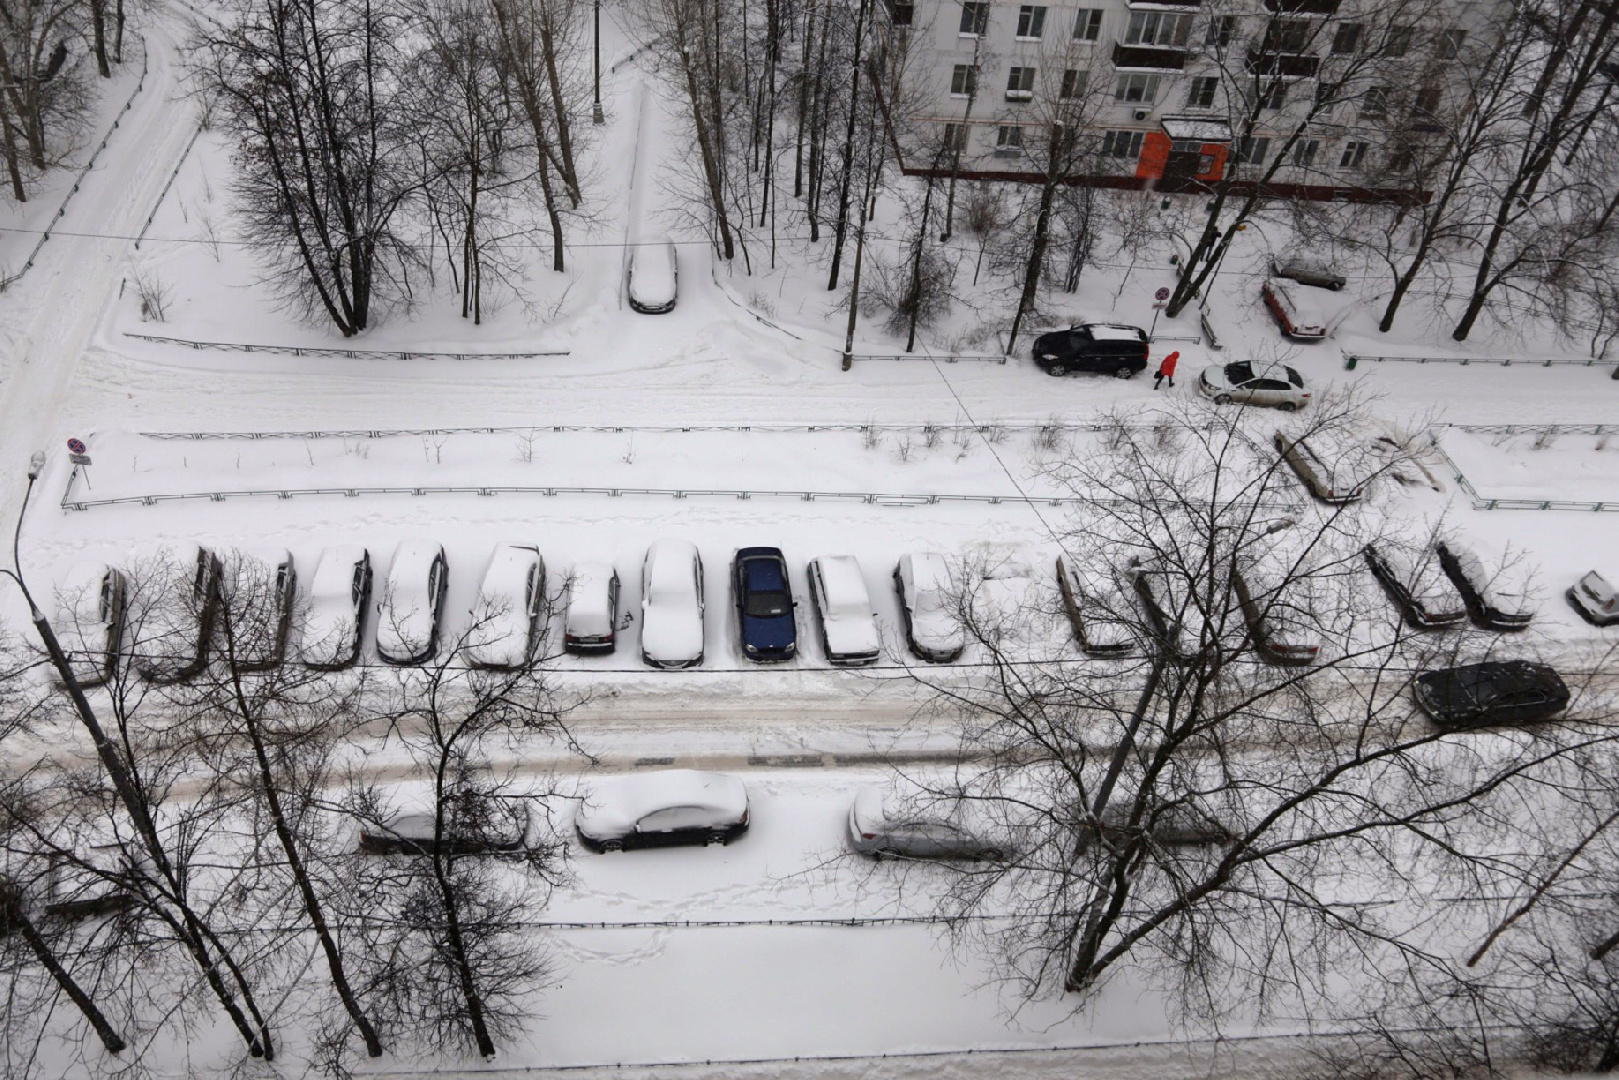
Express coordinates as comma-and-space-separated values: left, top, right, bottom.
69, 453, 92, 466
66, 437, 86, 454
1154, 286, 1171, 302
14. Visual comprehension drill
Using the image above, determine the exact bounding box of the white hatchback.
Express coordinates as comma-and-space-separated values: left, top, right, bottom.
807, 555, 880, 666
1199, 360, 1311, 411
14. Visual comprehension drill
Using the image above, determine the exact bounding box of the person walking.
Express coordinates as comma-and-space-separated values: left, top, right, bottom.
1153, 350, 1180, 390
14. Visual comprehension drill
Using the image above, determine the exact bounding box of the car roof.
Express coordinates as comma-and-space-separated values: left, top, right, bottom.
906, 552, 952, 591
647, 540, 698, 592
740, 551, 788, 590
389, 540, 443, 579
816, 555, 870, 606
576, 770, 748, 834
312, 546, 367, 592
1084, 323, 1146, 341
480, 544, 539, 596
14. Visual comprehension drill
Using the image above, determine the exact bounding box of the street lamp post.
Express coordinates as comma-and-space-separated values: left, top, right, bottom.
592, 0, 604, 125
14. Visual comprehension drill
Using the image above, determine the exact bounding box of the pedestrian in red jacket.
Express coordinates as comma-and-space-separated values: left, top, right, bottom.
1153, 350, 1180, 390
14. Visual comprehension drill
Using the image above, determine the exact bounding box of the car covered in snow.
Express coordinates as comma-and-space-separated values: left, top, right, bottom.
1199, 360, 1311, 411
1274, 429, 1367, 505
732, 547, 796, 663
1232, 563, 1321, 666
1056, 554, 1136, 657
627, 237, 679, 314
1414, 660, 1570, 730
575, 770, 749, 852
131, 546, 223, 683
640, 540, 705, 669
1130, 562, 1210, 662
894, 553, 964, 663
1262, 277, 1333, 339
1436, 541, 1534, 632
1568, 570, 1619, 627
465, 543, 546, 669
1364, 542, 1467, 630
216, 548, 297, 671
1270, 256, 1346, 291
564, 561, 620, 653
1030, 322, 1149, 378
376, 540, 449, 665
51, 562, 126, 688
806, 555, 880, 666
845, 786, 1002, 860
358, 804, 530, 856
1076, 799, 1235, 851
298, 546, 372, 669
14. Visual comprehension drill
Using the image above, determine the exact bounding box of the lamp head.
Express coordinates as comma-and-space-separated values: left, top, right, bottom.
27, 451, 45, 480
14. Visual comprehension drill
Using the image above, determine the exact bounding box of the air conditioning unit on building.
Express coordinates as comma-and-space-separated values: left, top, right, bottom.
1133, 108, 1150, 121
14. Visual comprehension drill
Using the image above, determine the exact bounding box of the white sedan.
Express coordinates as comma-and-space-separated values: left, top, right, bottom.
218, 548, 297, 670
465, 543, 546, 669
807, 555, 880, 666
298, 546, 371, 669
376, 540, 449, 665
131, 546, 222, 683
627, 237, 679, 314
640, 540, 705, 669
1199, 361, 1311, 411
894, 553, 964, 663
52, 562, 126, 688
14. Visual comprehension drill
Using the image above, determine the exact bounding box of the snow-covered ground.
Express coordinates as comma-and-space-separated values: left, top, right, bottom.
2, 3, 1619, 1077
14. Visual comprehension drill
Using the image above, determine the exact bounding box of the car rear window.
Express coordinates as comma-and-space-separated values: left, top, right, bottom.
1225, 362, 1256, 383
1286, 366, 1304, 387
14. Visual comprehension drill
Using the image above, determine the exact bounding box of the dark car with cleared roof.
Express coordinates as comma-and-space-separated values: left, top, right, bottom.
733, 547, 796, 662
1031, 323, 1149, 378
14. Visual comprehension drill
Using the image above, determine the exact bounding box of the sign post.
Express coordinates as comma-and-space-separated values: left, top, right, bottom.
1148, 285, 1171, 339
66, 438, 91, 490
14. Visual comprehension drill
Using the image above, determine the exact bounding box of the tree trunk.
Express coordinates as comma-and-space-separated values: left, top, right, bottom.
825, 0, 871, 290
1, 892, 126, 1054
535, 10, 581, 206
904, 173, 935, 351
1007, 125, 1062, 354
89, 0, 112, 77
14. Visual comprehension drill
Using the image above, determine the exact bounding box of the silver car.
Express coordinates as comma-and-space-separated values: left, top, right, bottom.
846, 786, 1002, 860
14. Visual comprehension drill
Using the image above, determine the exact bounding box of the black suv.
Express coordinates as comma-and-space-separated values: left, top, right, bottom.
1031, 323, 1149, 378
1414, 660, 1570, 730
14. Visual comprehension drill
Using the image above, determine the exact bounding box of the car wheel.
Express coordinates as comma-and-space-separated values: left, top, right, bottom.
1329, 281, 1344, 291
1113, 365, 1134, 379
1213, 394, 1233, 405
705, 832, 727, 847
1047, 362, 1070, 377
1277, 402, 1299, 413
601, 839, 624, 853
978, 849, 1004, 862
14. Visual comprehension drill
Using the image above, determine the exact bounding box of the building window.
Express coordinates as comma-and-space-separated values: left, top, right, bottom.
1060, 68, 1090, 99
1331, 22, 1362, 54
1436, 27, 1466, 59
1262, 81, 1288, 109
941, 122, 969, 152
1413, 82, 1442, 117
1125, 11, 1192, 47
1361, 86, 1390, 117
1115, 72, 1161, 104
1314, 81, 1341, 109
1205, 15, 1238, 50
959, 1, 989, 36
1073, 8, 1103, 41
1006, 65, 1036, 99
950, 64, 978, 97
1238, 136, 1271, 164
1292, 138, 1320, 166
1185, 76, 1218, 108
1016, 5, 1047, 39
996, 125, 1025, 151
1101, 129, 1145, 159
1340, 140, 1368, 168
889, 0, 914, 26
1385, 25, 1413, 57
1261, 19, 1313, 54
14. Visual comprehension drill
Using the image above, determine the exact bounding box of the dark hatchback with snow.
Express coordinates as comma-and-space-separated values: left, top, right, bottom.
1032, 323, 1149, 378
733, 547, 796, 662
1414, 660, 1570, 730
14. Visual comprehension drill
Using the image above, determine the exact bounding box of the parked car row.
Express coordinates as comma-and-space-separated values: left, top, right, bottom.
1364, 539, 1537, 633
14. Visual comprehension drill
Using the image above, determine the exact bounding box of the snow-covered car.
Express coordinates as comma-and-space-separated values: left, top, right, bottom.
575, 770, 749, 852
1415, 660, 1569, 730
627, 237, 679, 314
1199, 360, 1311, 411
1568, 570, 1619, 627
640, 540, 705, 669
1274, 429, 1367, 505
894, 553, 964, 663
1056, 554, 1136, 657
1262, 277, 1331, 339
845, 786, 1002, 860
1232, 565, 1321, 666
564, 561, 620, 654
358, 805, 529, 856
298, 546, 372, 669
51, 562, 126, 688
1436, 541, 1534, 632
1364, 542, 1467, 630
1270, 256, 1346, 291
1130, 562, 1209, 662
465, 543, 546, 669
217, 548, 296, 671
1076, 799, 1234, 851
733, 547, 796, 663
131, 546, 223, 683
376, 541, 449, 665
806, 555, 880, 666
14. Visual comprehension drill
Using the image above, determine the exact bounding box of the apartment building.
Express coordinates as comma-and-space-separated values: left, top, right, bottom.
882, 0, 1493, 200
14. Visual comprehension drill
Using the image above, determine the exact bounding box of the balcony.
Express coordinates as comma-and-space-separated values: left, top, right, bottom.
1263, 0, 1340, 14
1245, 49, 1321, 78
1005, 89, 1034, 102
1127, 0, 1202, 7
1113, 42, 1188, 71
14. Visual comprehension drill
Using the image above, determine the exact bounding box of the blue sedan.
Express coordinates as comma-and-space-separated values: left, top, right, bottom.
732, 547, 796, 662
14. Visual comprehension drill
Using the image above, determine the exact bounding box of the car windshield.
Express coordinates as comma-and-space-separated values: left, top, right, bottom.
745, 589, 791, 618
1224, 362, 1255, 383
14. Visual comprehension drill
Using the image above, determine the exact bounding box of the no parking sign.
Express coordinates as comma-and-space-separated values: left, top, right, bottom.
67, 437, 91, 467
